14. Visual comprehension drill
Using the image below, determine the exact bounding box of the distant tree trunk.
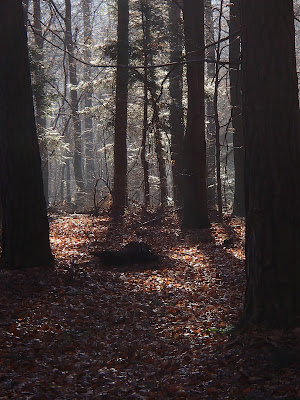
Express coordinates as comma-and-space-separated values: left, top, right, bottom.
241, 0, 300, 328
112, 0, 129, 215
154, 109, 168, 210
169, 0, 184, 207
66, 158, 72, 203
230, 0, 245, 217
65, 0, 84, 204
144, 2, 168, 210
182, 0, 209, 228
0, 0, 54, 269
33, 0, 49, 205
204, 0, 216, 208
140, 0, 150, 209
82, 0, 94, 197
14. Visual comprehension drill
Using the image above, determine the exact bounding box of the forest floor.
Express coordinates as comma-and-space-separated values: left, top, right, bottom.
0, 210, 299, 399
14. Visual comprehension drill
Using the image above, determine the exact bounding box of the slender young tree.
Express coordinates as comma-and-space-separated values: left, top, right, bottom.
112, 0, 129, 215
182, 0, 209, 228
0, 0, 54, 269
241, 0, 300, 328
230, 0, 245, 216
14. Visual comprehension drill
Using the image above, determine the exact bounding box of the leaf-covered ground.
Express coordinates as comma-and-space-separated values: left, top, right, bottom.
0, 211, 299, 399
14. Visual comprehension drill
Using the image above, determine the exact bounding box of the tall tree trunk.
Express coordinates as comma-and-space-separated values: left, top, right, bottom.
168, 1, 184, 207
33, 0, 49, 205
112, 0, 129, 215
204, 0, 216, 209
141, 0, 150, 209
182, 0, 209, 228
82, 0, 94, 197
0, 0, 53, 268
241, 0, 300, 328
65, 0, 84, 205
213, 0, 224, 220
230, 0, 245, 216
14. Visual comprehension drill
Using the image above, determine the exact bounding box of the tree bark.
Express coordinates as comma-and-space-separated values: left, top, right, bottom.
112, 0, 129, 215
0, 0, 54, 269
241, 0, 300, 328
182, 0, 209, 228
230, 0, 245, 217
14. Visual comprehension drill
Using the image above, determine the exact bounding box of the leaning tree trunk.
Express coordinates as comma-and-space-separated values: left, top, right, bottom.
168, 0, 184, 207
241, 0, 300, 328
65, 0, 84, 205
112, 0, 129, 216
230, 0, 245, 217
0, 0, 53, 269
182, 0, 209, 228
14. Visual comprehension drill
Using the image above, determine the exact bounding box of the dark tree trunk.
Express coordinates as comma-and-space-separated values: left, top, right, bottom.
230, 0, 245, 217
112, 0, 129, 215
0, 0, 54, 269
169, 1, 184, 207
241, 0, 300, 328
213, 0, 224, 220
33, 0, 49, 205
65, 0, 84, 204
141, 0, 150, 209
82, 0, 94, 196
204, 0, 216, 208
182, 0, 209, 228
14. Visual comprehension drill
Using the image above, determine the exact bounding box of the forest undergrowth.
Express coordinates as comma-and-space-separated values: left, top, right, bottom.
0, 210, 299, 399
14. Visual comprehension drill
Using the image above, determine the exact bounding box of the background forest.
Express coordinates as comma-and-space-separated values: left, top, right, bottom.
23, 0, 256, 214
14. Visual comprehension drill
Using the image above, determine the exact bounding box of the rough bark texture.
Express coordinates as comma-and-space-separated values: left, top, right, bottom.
230, 0, 245, 217
0, 0, 54, 269
112, 0, 129, 215
65, 0, 84, 203
169, 1, 184, 207
182, 0, 209, 228
241, 0, 300, 328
